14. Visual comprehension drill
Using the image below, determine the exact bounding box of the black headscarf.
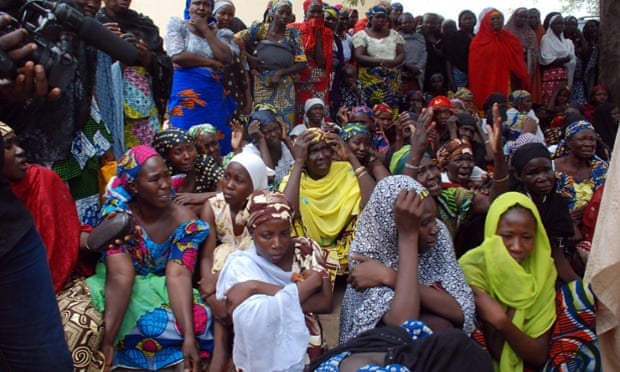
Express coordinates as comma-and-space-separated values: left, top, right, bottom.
511, 142, 551, 176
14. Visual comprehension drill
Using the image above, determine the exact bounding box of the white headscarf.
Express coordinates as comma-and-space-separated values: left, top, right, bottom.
229, 151, 272, 191
303, 97, 326, 126
213, 0, 234, 15
539, 14, 576, 86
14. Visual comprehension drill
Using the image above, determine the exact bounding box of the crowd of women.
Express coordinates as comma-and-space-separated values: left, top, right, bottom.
1, 0, 619, 370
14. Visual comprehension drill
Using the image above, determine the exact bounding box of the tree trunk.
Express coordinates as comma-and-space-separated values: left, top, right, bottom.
599, 0, 620, 102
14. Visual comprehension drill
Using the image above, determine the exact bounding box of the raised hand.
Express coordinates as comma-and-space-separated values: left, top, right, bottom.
486, 103, 504, 155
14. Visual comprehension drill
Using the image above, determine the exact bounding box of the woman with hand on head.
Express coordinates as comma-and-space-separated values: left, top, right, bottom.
166, 0, 237, 153
236, 0, 307, 131
340, 122, 390, 181
340, 176, 475, 341
85, 145, 212, 371
311, 178, 490, 372
243, 105, 295, 188
459, 192, 557, 371
280, 128, 375, 284
216, 190, 333, 371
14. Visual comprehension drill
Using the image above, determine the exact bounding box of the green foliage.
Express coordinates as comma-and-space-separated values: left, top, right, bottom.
561, 0, 600, 16
343, 0, 366, 6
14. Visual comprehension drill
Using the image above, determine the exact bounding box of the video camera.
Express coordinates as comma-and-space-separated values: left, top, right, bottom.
0, 0, 138, 90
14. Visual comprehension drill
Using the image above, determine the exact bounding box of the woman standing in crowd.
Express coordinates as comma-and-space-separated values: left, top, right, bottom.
213, 0, 253, 117
593, 102, 620, 151
86, 145, 213, 371
352, 4, 405, 109
444, 10, 476, 91
504, 8, 539, 90
97, 0, 173, 150
539, 13, 576, 105
166, 0, 237, 153
236, 0, 307, 131
468, 8, 530, 109
290, 0, 334, 124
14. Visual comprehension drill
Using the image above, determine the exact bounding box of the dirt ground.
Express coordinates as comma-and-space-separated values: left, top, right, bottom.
319, 275, 348, 349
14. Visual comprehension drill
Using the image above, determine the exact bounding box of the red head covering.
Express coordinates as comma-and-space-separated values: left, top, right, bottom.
303, 0, 322, 12
468, 9, 530, 108
372, 103, 392, 115
429, 95, 452, 109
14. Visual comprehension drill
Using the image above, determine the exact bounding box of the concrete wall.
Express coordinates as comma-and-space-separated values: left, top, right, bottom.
131, 0, 374, 33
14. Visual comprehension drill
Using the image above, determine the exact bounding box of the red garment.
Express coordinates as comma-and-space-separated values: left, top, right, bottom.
290, 18, 334, 122
11, 165, 80, 292
468, 9, 530, 108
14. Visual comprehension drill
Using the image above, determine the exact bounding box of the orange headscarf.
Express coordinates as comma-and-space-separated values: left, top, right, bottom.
469, 9, 530, 108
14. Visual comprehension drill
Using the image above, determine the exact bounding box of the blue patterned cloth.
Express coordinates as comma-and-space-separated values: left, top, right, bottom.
315, 320, 432, 372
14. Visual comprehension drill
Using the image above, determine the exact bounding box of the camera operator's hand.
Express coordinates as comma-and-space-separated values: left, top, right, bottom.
0, 15, 61, 101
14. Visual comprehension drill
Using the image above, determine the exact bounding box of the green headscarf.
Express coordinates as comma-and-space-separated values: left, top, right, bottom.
459, 192, 557, 372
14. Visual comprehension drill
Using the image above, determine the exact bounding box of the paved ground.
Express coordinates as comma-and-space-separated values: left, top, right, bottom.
320, 275, 347, 349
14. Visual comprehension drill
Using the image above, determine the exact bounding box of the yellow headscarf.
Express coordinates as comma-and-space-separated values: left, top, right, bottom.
279, 161, 361, 247
459, 192, 557, 372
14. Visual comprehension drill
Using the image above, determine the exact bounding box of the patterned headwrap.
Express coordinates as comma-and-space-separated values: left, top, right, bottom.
250, 109, 279, 126
0, 121, 13, 137
454, 87, 474, 101
553, 120, 596, 159
236, 190, 292, 231
213, 0, 234, 15
152, 128, 194, 156
349, 105, 374, 120
509, 90, 531, 109
101, 145, 162, 216
324, 5, 338, 19
372, 103, 392, 116
269, 0, 292, 16
305, 127, 326, 144
116, 145, 160, 186
366, 4, 388, 19
428, 95, 452, 109
188, 123, 217, 138
340, 122, 369, 142
436, 138, 473, 169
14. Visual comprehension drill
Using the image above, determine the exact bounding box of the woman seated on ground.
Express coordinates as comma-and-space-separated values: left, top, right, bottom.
401, 105, 508, 254
505, 90, 546, 146
459, 192, 557, 371
339, 176, 475, 342
2, 123, 91, 290
216, 190, 333, 371
153, 128, 223, 212
198, 151, 270, 369
290, 98, 334, 138
340, 122, 390, 181
280, 128, 375, 283
243, 104, 295, 188
510, 142, 579, 282
552, 119, 608, 258
310, 180, 491, 372
86, 145, 212, 371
